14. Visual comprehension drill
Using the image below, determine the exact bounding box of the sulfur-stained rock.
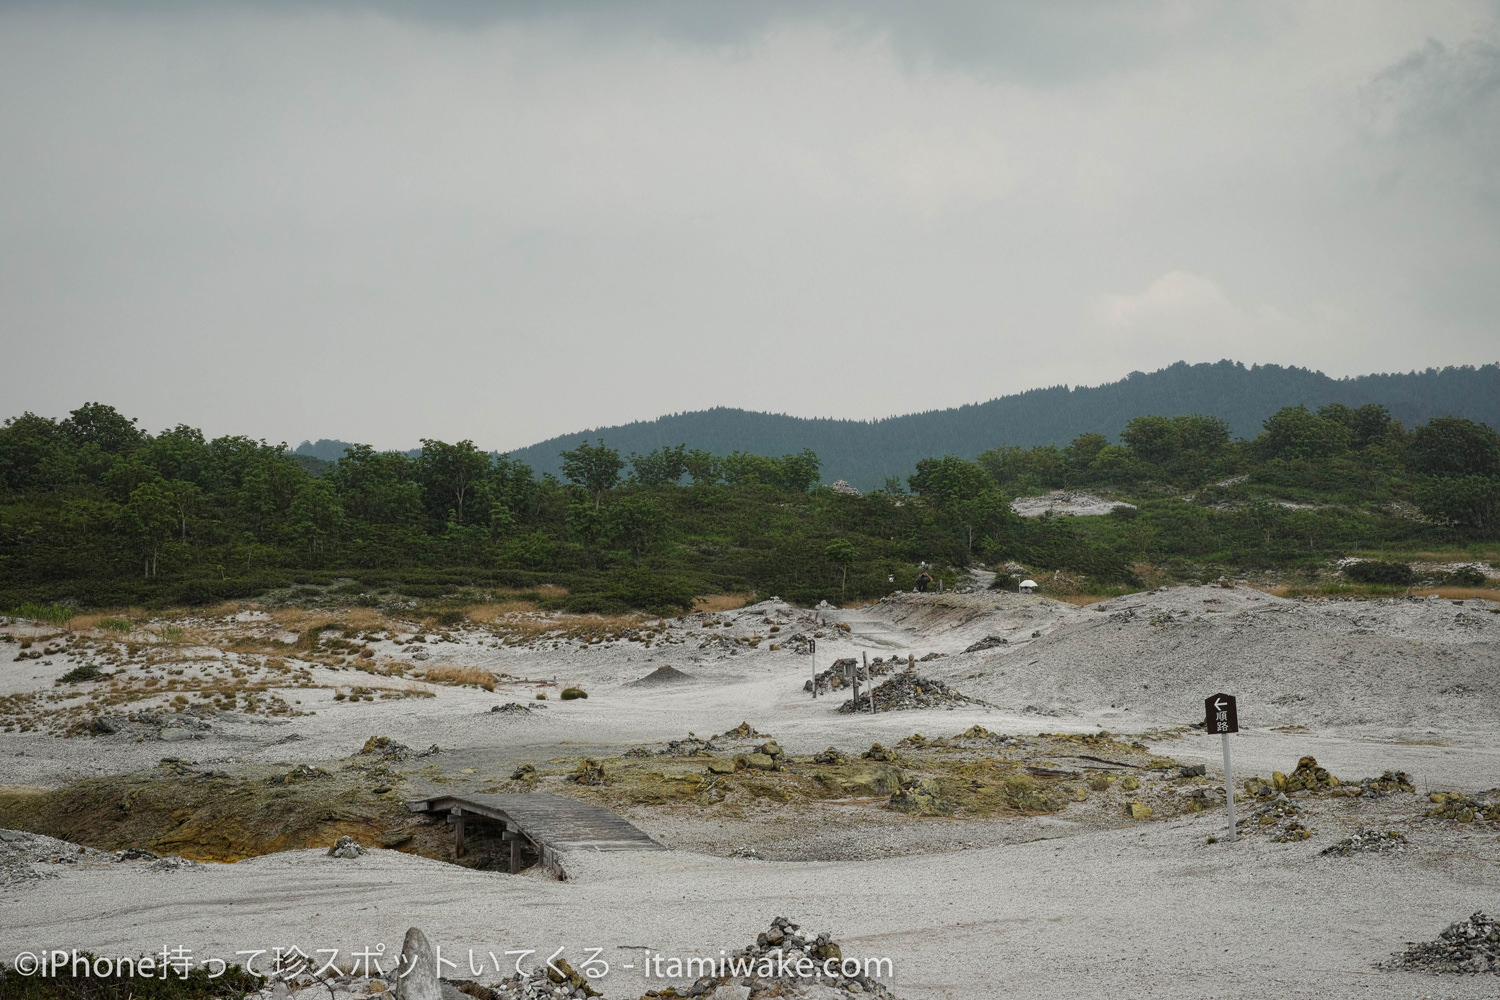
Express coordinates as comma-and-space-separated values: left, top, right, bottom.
889, 776, 951, 815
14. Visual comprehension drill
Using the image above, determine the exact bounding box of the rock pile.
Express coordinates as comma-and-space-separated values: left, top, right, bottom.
950, 725, 1025, 748
1278, 756, 1340, 792
568, 759, 606, 786
326, 835, 367, 859
963, 635, 1008, 653
1239, 794, 1311, 841
659, 734, 721, 757
649, 916, 900, 1000
463, 917, 900, 1000
804, 657, 892, 695
1320, 828, 1408, 856
1390, 912, 1500, 973
840, 673, 982, 713
360, 736, 440, 762
1353, 770, 1416, 796
489, 702, 536, 715
861, 743, 906, 764
1245, 765, 1414, 800
1426, 791, 1500, 823
811, 747, 847, 764
718, 722, 767, 740
484, 956, 601, 998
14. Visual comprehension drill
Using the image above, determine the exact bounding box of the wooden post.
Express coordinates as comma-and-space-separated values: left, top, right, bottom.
864, 653, 876, 716
810, 638, 817, 699
450, 808, 467, 858
503, 830, 524, 873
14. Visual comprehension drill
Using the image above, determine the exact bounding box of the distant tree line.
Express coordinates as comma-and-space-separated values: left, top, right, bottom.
498, 361, 1500, 488
1, 400, 1495, 611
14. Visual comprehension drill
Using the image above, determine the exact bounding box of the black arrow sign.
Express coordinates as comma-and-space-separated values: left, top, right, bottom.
1204, 693, 1238, 734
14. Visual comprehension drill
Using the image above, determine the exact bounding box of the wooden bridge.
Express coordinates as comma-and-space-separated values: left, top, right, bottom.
405, 792, 665, 877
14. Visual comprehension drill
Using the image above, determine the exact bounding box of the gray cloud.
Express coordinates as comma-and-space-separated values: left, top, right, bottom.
0, 2, 1496, 452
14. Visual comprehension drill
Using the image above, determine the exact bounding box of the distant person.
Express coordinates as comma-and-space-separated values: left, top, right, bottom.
915, 570, 931, 593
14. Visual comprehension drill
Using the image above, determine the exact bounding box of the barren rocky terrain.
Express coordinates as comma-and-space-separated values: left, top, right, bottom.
3, 584, 1499, 998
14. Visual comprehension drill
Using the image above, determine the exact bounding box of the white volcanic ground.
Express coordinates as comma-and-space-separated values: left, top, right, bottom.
2, 585, 1499, 999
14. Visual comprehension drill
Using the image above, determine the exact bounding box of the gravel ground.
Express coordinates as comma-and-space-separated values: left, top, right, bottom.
3, 586, 1500, 998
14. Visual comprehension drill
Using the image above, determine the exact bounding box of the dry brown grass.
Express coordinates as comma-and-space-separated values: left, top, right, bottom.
1048, 593, 1116, 607
65, 608, 148, 632
464, 601, 540, 622
1411, 587, 1500, 602
694, 593, 753, 612
485, 611, 651, 646
419, 664, 498, 690
1260, 583, 1500, 602
340, 606, 393, 630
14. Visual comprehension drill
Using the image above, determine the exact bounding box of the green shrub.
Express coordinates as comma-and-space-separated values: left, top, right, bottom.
1344, 560, 1414, 586
0, 957, 260, 1000
14, 602, 72, 626
99, 617, 132, 632
1442, 565, 1488, 587
560, 686, 588, 700
57, 663, 103, 683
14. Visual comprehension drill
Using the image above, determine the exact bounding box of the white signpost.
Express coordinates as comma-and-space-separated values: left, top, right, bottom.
1205, 693, 1239, 842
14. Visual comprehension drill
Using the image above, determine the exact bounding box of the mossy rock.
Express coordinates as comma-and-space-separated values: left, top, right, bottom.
889, 777, 951, 816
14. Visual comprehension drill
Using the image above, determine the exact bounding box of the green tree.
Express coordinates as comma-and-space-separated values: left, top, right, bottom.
824, 538, 856, 604
683, 449, 719, 485
161, 479, 202, 542
287, 478, 345, 557
126, 480, 178, 577
909, 456, 991, 507
951, 489, 1018, 562
560, 439, 625, 510
603, 494, 669, 558
977, 445, 1027, 486
1065, 433, 1109, 476
60, 402, 144, 455
1415, 476, 1500, 534
629, 444, 688, 487
143, 424, 210, 485
1256, 406, 1351, 461
1406, 417, 1500, 479
418, 439, 491, 525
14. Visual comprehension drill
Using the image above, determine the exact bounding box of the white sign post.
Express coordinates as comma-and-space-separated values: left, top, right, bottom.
1206, 693, 1239, 842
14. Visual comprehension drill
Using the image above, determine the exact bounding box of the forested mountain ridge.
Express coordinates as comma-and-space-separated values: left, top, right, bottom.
297, 361, 1500, 489
4, 396, 1498, 611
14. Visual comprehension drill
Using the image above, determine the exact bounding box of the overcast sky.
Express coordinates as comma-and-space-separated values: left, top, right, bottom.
2, 1, 1498, 452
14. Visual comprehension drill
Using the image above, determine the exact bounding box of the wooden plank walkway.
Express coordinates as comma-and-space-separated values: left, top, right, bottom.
405, 792, 664, 877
